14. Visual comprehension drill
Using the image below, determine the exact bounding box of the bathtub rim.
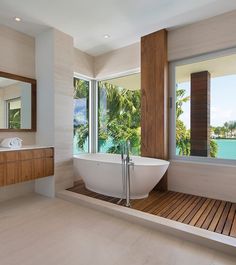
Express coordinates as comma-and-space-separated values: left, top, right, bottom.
73, 153, 170, 167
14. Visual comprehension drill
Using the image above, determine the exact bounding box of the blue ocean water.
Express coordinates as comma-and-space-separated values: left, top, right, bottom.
215, 139, 236, 160
74, 136, 236, 160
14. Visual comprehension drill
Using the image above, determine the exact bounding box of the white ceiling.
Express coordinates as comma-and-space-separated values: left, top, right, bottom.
106, 73, 140, 91
0, 0, 236, 56
176, 54, 236, 83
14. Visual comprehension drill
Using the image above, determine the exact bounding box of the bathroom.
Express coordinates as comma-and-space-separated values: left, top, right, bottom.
0, 2, 236, 264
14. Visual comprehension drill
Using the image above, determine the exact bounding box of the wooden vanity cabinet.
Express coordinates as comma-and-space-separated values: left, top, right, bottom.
0, 147, 54, 187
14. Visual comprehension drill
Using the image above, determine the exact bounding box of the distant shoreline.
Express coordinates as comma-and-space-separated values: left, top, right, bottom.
211, 138, 236, 140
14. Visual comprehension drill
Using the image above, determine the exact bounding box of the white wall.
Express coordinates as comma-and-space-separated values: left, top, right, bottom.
35, 28, 74, 196
35, 29, 54, 147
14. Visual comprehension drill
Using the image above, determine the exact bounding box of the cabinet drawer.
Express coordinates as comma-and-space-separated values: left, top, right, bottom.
20, 160, 33, 182
0, 164, 5, 186
45, 148, 54, 158
45, 158, 54, 176
0, 153, 5, 163
33, 158, 45, 179
5, 162, 19, 185
33, 149, 45, 158
5, 152, 19, 162
0, 147, 54, 186
19, 150, 33, 160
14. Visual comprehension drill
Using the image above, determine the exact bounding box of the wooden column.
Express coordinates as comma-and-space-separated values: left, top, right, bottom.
141, 29, 168, 191
190, 71, 210, 157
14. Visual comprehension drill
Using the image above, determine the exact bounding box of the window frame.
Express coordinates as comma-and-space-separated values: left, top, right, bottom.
169, 47, 236, 165
73, 74, 92, 154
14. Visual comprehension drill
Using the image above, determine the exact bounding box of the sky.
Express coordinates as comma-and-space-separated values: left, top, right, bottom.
177, 74, 236, 129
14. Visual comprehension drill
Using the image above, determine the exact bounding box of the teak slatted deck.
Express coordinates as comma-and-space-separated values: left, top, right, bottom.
68, 180, 236, 238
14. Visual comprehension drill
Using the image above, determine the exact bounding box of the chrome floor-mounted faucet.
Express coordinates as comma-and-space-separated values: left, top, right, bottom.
120, 140, 134, 207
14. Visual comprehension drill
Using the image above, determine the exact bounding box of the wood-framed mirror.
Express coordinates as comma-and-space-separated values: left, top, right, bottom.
0, 71, 36, 132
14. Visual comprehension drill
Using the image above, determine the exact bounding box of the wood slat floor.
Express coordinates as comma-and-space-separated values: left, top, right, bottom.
68, 180, 236, 238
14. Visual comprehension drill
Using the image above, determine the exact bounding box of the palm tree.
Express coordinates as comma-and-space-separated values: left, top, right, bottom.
176, 89, 190, 155
224, 122, 230, 137
98, 81, 141, 155
228, 121, 236, 137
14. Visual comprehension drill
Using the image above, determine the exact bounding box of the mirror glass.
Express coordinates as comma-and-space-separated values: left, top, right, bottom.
0, 77, 32, 129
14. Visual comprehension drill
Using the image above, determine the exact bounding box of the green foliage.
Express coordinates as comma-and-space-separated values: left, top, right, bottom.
98, 82, 141, 155
210, 140, 218, 158
74, 78, 89, 152
9, 109, 21, 129
176, 88, 218, 157
176, 89, 191, 156
74, 78, 89, 99
212, 121, 236, 138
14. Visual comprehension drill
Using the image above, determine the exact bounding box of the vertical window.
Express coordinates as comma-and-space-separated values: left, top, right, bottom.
175, 53, 236, 160
98, 73, 141, 155
7, 98, 21, 129
73, 77, 89, 154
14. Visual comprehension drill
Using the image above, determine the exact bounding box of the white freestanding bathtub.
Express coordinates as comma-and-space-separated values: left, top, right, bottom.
74, 153, 169, 199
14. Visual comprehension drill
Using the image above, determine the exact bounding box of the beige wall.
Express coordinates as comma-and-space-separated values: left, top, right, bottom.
167, 10, 236, 202
92, 10, 236, 79
0, 26, 36, 201
54, 30, 74, 191
74, 48, 94, 78
168, 161, 236, 203
94, 42, 140, 79
0, 25, 36, 145
168, 10, 236, 61
0, 25, 35, 78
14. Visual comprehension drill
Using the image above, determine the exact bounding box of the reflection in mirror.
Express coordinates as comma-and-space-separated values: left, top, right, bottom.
0, 77, 32, 129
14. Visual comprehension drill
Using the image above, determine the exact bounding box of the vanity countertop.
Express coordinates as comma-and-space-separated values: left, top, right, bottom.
0, 145, 54, 152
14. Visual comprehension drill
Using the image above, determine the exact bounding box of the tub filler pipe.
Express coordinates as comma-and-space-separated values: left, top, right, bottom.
120, 141, 134, 207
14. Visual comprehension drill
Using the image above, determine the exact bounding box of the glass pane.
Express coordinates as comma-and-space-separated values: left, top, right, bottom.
175, 53, 236, 160
175, 82, 190, 156
73, 77, 89, 154
211, 75, 236, 159
98, 73, 141, 155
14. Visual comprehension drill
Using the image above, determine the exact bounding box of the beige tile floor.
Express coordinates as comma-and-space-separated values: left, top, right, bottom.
0, 194, 235, 265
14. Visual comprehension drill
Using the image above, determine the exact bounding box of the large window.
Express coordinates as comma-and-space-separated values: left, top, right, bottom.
73, 77, 89, 154
98, 74, 141, 155
174, 52, 236, 160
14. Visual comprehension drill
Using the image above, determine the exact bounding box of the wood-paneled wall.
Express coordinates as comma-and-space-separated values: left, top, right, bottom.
141, 29, 168, 191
